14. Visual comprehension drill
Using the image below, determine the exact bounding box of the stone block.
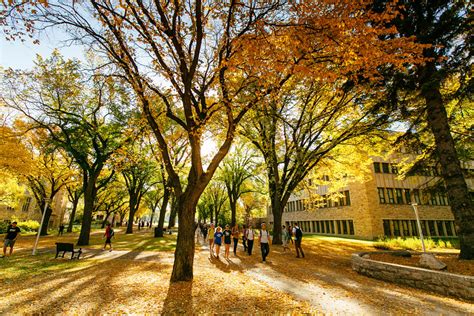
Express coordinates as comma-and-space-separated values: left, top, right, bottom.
419, 253, 447, 270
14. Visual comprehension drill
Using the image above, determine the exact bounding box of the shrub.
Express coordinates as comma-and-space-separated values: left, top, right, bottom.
17, 220, 41, 232
373, 236, 459, 251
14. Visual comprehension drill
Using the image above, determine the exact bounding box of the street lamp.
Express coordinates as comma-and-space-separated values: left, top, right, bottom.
32, 197, 50, 255
410, 202, 426, 253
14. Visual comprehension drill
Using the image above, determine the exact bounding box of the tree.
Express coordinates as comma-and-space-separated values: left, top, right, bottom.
219, 145, 258, 226
2, 0, 425, 280
1, 52, 135, 245
65, 172, 83, 233
372, 0, 473, 258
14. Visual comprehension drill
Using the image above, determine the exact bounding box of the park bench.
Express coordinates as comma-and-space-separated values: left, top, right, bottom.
55, 242, 82, 260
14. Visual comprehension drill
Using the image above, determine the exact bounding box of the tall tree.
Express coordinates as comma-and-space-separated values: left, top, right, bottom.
372, 0, 473, 258
1, 52, 135, 245
2, 0, 425, 280
219, 145, 258, 226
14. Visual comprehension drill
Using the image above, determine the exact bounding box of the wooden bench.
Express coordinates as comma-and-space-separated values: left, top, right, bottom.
55, 242, 82, 260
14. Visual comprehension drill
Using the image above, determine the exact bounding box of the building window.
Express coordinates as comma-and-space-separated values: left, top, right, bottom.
325, 221, 330, 234
383, 220, 391, 236
336, 220, 341, 234
393, 220, 400, 236
391, 164, 399, 174
428, 221, 436, 236
321, 221, 325, 233
404, 189, 411, 204
378, 188, 386, 204
374, 162, 381, 173
430, 193, 438, 206
330, 221, 335, 234
342, 221, 348, 234
387, 188, 395, 204
316, 221, 320, 233
410, 220, 418, 236
349, 220, 354, 235
445, 221, 453, 236
395, 189, 404, 204
345, 191, 351, 206
402, 220, 409, 236
413, 189, 421, 204
436, 221, 445, 236
382, 163, 390, 173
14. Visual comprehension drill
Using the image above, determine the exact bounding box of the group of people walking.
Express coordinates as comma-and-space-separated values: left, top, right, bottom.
200, 222, 304, 262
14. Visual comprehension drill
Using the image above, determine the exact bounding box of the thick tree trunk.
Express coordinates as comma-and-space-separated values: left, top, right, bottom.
67, 198, 78, 233
126, 195, 138, 234
170, 194, 197, 282
271, 200, 283, 245
168, 195, 178, 228
422, 65, 474, 259
156, 187, 170, 238
39, 205, 53, 236
77, 176, 98, 246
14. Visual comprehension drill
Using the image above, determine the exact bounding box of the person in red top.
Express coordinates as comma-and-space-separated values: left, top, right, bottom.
103, 223, 114, 252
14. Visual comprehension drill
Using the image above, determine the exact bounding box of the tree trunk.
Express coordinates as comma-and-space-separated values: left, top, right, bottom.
77, 175, 98, 246
126, 196, 138, 234
271, 199, 283, 245
168, 195, 178, 228
156, 186, 170, 238
422, 64, 474, 259
230, 200, 237, 227
170, 194, 197, 282
39, 205, 53, 236
67, 197, 79, 233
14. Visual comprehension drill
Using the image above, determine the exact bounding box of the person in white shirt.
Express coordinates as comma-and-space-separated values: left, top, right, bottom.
246, 225, 255, 255
259, 223, 271, 262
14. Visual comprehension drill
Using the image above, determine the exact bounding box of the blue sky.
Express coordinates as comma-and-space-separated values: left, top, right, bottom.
0, 32, 85, 70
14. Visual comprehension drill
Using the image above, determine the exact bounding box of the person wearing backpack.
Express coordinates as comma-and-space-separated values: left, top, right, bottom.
259, 223, 271, 263
246, 225, 255, 256
103, 223, 114, 252
292, 222, 304, 258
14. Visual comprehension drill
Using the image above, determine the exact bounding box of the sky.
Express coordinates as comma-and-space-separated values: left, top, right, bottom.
0, 31, 85, 70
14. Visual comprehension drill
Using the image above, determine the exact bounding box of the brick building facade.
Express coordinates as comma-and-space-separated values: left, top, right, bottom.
267, 157, 473, 240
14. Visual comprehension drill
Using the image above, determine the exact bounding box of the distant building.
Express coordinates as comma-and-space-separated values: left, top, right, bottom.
0, 189, 68, 229
267, 157, 473, 240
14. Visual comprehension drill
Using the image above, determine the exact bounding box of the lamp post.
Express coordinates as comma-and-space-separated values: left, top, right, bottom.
410, 202, 426, 253
32, 198, 50, 255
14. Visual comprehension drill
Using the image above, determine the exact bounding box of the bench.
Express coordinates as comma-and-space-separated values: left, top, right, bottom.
55, 242, 82, 260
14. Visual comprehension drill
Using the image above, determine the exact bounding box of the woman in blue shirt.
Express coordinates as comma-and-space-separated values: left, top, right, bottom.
214, 226, 223, 259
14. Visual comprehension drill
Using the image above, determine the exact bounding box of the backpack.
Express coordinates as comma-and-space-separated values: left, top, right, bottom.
295, 227, 303, 240
109, 228, 115, 238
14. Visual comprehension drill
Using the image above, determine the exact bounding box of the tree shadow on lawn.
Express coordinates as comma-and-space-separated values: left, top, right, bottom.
162, 281, 193, 314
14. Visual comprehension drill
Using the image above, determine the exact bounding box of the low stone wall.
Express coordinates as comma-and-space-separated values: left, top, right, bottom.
352, 252, 474, 301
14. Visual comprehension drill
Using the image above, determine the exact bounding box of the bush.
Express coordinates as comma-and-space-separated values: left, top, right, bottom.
17, 220, 41, 232
374, 236, 459, 251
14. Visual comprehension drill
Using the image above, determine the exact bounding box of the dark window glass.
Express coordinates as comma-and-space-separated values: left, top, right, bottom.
326, 221, 330, 233
436, 221, 445, 236
404, 189, 411, 204
321, 221, 325, 233
445, 221, 453, 236
316, 221, 320, 233
391, 164, 398, 174
349, 220, 354, 235
430, 193, 438, 206
328, 198, 333, 208
428, 221, 436, 236
336, 220, 341, 234
378, 188, 386, 204
382, 163, 390, 173
387, 188, 395, 204
345, 191, 351, 206
420, 220, 427, 236
410, 220, 418, 236
402, 220, 409, 236
393, 220, 400, 236
342, 220, 348, 234
374, 162, 381, 173
395, 189, 404, 204
383, 220, 391, 236
330, 221, 335, 234
339, 196, 344, 206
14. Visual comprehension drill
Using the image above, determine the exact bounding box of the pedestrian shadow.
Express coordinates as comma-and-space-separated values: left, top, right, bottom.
162, 281, 193, 314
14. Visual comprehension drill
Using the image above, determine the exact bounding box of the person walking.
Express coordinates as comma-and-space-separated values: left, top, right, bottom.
208, 223, 215, 257
231, 224, 240, 255
202, 224, 208, 241
223, 225, 232, 259
58, 224, 65, 236
288, 225, 294, 245
214, 226, 223, 259
103, 223, 114, 252
242, 224, 248, 252
281, 225, 290, 251
2, 221, 20, 257
246, 225, 255, 256
259, 223, 271, 263
293, 222, 305, 258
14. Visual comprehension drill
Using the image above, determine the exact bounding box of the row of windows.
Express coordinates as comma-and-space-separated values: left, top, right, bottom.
382, 219, 456, 237
287, 220, 355, 236
285, 191, 351, 212
374, 162, 441, 177
377, 187, 449, 206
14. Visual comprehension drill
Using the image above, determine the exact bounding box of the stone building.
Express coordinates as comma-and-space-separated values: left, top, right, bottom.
267, 157, 473, 240
0, 189, 68, 229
